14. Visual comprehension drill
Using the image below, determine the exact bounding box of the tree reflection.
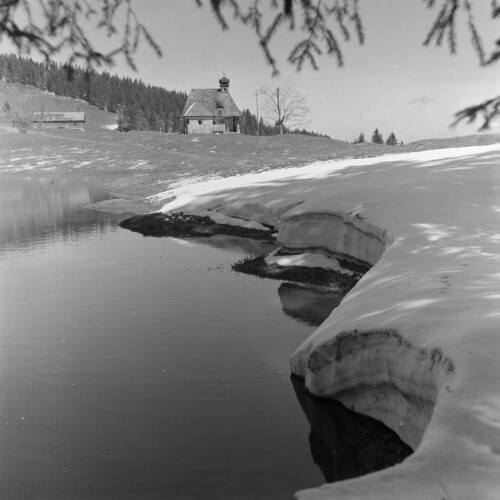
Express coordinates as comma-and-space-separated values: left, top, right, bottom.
0, 175, 120, 253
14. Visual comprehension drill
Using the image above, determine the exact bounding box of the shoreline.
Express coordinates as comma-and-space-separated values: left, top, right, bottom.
2, 130, 498, 220
3, 133, 499, 499
125, 143, 500, 500
119, 211, 367, 294
118, 209, 415, 480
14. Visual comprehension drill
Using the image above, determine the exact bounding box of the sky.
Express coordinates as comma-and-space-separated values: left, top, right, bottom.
2, 0, 499, 142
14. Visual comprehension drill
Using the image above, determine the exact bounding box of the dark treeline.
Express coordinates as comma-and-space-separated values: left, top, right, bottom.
239, 108, 331, 138
0, 53, 187, 132
0, 53, 330, 137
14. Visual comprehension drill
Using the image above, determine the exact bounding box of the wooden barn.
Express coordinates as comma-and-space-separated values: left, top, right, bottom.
33, 112, 85, 130
181, 75, 242, 134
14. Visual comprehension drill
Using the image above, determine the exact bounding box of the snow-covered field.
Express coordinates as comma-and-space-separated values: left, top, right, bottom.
157, 144, 500, 499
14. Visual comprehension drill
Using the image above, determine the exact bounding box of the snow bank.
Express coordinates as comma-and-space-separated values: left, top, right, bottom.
102, 123, 118, 130
196, 209, 270, 231
159, 143, 500, 499
264, 247, 355, 274
278, 210, 390, 266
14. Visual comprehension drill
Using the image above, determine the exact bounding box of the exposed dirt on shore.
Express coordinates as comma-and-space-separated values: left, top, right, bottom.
233, 255, 365, 294
119, 211, 276, 241
119, 211, 368, 294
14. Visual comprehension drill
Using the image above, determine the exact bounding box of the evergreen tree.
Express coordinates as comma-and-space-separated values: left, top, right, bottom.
259, 116, 267, 135
290, 128, 331, 138
0, 53, 188, 133
386, 132, 398, 145
371, 128, 383, 144
239, 109, 257, 135
116, 104, 127, 132
0, 53, 331, 137
126, 104, 148, 131
353, 131, 365, 144
166, 111, 174, 133
151, 113, 165, 132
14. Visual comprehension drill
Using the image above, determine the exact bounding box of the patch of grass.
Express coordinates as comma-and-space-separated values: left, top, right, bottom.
2, 81, 498, 218
0, 81, 116, 132
407, 133, 500, 150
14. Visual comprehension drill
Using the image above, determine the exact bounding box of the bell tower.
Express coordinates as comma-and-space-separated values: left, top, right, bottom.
219, 73, 230, 93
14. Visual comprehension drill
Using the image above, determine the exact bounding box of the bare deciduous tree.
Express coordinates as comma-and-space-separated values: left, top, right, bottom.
259, 85, 310, 134
197, 0, 499, 131
1, 0, 499, 129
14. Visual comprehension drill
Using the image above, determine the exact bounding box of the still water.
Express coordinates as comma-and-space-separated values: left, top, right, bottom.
0, 174, 345, 500
0, 174, 413, 499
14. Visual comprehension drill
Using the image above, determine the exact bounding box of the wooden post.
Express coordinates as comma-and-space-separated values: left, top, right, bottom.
255, 90, 259, 137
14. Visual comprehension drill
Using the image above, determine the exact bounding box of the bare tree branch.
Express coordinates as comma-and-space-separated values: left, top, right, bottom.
195, 0, 364, 75
0, 0, 162, 70
198, 1, 498, 131
1, 0, 499, 131
423, 0, 500, 129
452, 95, 500, 130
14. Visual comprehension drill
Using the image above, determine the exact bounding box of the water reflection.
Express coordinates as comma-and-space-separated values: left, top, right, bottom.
189, 233, 277, 257
291, 375, 412, 483
0, 174, 324, 499
1, 173, 411, 497
0, 174, 120, 254
278, 282, 342, 326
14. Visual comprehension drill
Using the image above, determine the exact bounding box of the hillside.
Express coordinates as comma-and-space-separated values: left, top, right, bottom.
407, 133, 500, 150
0, 80, 117, 132
1, 81, 499, 215
0, 53, 188, 132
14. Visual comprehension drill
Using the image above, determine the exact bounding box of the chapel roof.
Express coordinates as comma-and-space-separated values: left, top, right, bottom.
181, 88, 242, 118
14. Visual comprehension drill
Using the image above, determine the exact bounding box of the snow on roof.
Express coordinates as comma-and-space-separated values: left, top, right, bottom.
181, 88, 242, 118
33, 111, 85, 122
157, 143, 500, 499
183, 101, 213, 118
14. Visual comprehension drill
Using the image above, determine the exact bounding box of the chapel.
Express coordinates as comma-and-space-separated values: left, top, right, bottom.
181, 75, 242, 134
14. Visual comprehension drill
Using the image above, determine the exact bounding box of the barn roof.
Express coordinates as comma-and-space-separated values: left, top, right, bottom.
33, 112, 85, 122
182, 89, 242, 118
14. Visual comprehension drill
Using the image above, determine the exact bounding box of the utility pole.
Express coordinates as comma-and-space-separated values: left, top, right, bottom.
255, 89, 259, 137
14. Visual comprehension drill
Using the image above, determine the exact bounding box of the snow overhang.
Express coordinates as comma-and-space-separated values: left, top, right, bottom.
157, 143, 500, 499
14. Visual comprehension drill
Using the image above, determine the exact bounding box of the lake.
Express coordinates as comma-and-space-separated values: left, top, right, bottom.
0, 173, 409, 500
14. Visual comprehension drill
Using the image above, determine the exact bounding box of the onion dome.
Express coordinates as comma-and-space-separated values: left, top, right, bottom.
219, 74, 230, 88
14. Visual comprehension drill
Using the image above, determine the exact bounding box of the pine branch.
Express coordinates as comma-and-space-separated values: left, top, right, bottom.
199, 0, 363, 74
452, 95, 500, 130
0, 0, 162, 71
423, 0, 458, 53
